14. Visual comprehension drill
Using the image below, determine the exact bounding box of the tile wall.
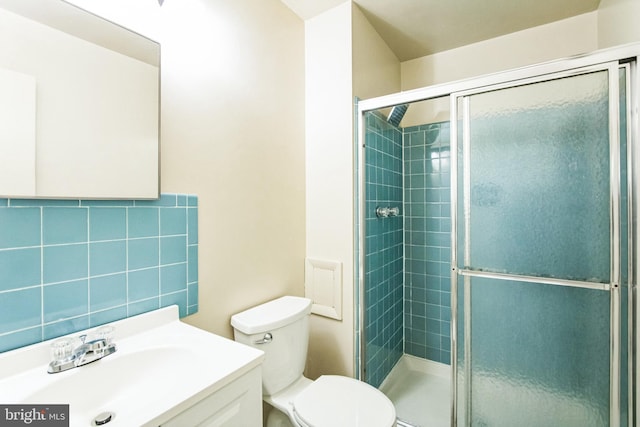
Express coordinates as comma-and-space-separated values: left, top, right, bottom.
404, 121, 451, 364
0, 193, 198, 353
364, 112, 404, 387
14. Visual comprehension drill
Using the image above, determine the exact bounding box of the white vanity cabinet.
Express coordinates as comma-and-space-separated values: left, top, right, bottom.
161, 366, 263, 427
0, 0, 159, 199
0, 307, 264, 427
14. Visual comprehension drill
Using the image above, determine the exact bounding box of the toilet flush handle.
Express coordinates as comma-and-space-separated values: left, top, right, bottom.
254, 332, 273, 345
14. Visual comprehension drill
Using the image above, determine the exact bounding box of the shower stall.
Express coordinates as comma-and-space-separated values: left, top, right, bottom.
355, 44, 639, 427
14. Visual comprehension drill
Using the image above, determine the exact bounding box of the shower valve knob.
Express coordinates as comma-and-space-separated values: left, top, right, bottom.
376, 206, 399, 218
376, 207, 390, 217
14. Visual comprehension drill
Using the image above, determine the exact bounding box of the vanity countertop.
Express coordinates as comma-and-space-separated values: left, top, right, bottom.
0, 306, 264, 426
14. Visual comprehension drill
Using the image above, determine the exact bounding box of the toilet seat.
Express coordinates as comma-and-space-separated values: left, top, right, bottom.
291, 375, 396, 427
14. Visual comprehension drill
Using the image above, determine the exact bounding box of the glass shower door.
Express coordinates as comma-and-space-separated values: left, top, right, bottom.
452, 63, 628, 427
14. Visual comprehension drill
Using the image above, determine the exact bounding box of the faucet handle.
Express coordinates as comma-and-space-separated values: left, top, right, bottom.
50, 338, 74, 362
376, 207, 390, 218
96, 325, 115, 345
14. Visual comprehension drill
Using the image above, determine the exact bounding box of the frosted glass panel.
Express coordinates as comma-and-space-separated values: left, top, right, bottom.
463, 71, 610, 282
455, 276, 467, 426
468, 277, 610, 427
453, 66, 628, 427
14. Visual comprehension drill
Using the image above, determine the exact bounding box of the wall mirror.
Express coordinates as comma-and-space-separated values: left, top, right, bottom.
0, 0, 159, 199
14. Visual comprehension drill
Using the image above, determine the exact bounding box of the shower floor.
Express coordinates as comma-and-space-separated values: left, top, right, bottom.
379, 355, 451, 427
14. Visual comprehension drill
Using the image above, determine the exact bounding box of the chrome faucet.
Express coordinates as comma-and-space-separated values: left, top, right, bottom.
47, 326, 117, 374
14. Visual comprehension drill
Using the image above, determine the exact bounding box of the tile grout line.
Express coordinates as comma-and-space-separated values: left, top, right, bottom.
40, 206, 44, 342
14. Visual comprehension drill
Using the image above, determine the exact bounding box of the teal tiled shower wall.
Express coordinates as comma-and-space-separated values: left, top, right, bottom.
364, 112, 404, 387
404, 121, 451, 364
363, 115, 452, 381
0, 193, 198, 353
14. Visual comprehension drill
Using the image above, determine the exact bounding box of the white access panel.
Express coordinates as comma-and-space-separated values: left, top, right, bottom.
305, 258, 342, 320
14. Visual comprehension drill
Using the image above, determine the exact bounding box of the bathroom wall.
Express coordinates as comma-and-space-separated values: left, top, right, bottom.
305, 2, 355, 378
352, 3, 401, 100
363, 112, 403, 387
403, 121, 451, 365
64, 0, 307, 340
363, 116, 452, 376
363, 116, 452, 377
0, 193, 198, 353
399, 2, 640, 98
598, 0, 640, 48
401, 12, 598, 91
305, 1, 400, 379
152, 0, 306, 340
352, 5, 402, 381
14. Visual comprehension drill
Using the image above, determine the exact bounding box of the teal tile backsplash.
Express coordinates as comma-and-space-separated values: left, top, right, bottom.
0, 193, 199, 353
0, 208, 40, 248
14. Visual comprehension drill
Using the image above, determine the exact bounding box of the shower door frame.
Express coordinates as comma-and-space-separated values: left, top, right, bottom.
452, 62, 625, 427
355, 43, 640, 427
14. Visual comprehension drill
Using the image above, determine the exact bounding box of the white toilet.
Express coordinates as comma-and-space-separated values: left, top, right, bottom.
231, 296, 396, 427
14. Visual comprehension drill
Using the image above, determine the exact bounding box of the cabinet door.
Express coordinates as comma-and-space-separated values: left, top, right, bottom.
161, 367, 263, 427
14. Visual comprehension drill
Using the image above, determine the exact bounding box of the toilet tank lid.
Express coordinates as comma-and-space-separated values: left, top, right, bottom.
231, 296, 312, 335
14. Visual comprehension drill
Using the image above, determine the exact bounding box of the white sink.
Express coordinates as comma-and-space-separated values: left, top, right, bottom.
0, 306, 264, 426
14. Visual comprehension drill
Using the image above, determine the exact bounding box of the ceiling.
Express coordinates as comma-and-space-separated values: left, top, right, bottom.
280, 0, 602, 61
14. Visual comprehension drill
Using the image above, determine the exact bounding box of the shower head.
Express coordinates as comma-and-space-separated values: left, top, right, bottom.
387, 104, 408, 127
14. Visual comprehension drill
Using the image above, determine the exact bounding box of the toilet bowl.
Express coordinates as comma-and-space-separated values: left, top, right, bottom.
231, 296, 396, 427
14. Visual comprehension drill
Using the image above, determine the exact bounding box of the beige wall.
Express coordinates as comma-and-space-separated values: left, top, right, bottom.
401, 12, 598, 91
304, 2, 354, 378
352, 3, 400, 100
160, 1, 305, 337
304, 1, 400, 379
71, 0, 306, 337
598, 0, 640, 48
398, 2, 640, 131
400, 12, 599, 127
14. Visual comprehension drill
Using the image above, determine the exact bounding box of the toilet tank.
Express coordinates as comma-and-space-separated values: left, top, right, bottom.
231, 296, 312, 396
